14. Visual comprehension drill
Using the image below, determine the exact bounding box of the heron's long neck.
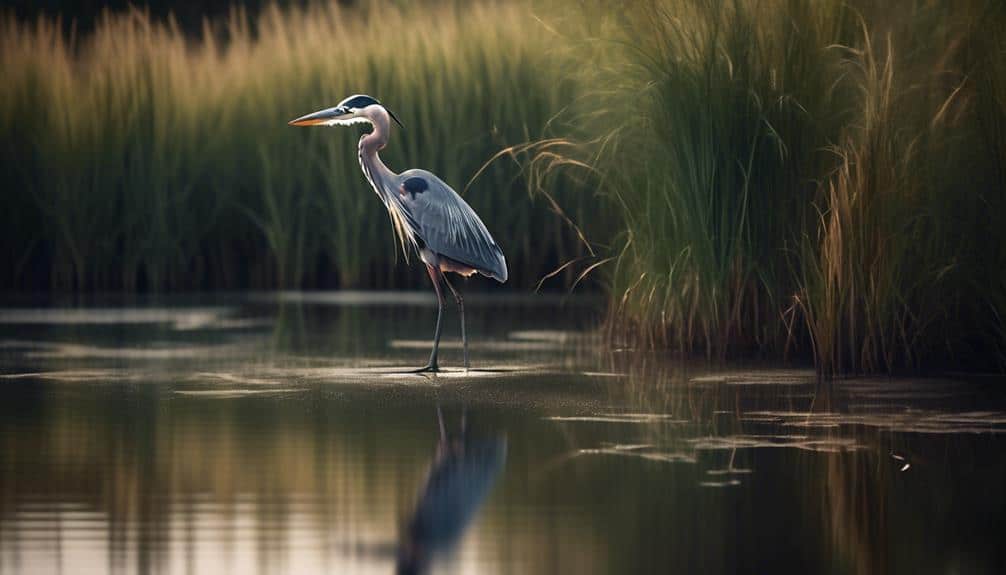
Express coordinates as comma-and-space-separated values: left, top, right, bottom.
358, 113, 396, 200
358, 109, 416, 255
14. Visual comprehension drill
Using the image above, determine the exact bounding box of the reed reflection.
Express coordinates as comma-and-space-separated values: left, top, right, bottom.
2, 299, 1004, 574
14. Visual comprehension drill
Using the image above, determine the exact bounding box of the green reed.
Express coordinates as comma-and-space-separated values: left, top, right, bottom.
3, 0, 1004, 374
527, 0, 1006, 373
791, 1, 1006, 376
527, 0, 853, 354
0, 1, 587, 291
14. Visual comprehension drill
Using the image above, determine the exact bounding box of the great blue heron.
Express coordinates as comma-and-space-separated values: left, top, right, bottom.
290, 94, 507, 372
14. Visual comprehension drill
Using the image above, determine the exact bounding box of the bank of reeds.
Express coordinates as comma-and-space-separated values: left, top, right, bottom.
3, 0, 1005, 374
0, 1, 592, 291
525, 0, 1006, 374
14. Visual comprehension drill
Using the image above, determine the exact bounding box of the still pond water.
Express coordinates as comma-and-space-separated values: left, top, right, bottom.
0, 292, 1004, 574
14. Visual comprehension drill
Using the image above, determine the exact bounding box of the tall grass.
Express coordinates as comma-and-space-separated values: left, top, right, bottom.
0, 1, 592, 291
794, 29, 939, 376
964, 0, 1006, 369
3, 0, 1004, 373
528, 0, 1006, 373
793, 2, 1006, 376
529, 0, 854, 355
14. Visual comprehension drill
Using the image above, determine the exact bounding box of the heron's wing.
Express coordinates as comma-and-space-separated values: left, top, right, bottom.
398, 169, 507, 283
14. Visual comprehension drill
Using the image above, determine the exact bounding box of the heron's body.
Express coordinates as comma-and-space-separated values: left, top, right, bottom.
291, 94, 507, 371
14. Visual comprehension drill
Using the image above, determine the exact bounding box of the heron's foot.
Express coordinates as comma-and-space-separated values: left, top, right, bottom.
410, 363, 440, 374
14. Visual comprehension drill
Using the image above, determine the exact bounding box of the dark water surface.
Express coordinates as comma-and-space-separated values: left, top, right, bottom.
1, 293, 1004, 574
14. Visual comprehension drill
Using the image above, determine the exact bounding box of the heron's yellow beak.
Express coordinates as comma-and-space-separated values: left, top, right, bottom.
288, 117, 325, 126
288, 107, 344, 127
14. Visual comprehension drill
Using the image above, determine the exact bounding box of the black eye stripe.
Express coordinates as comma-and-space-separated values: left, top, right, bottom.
339, 95, 380, 110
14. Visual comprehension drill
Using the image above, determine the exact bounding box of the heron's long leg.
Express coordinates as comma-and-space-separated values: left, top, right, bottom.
442, 274, 468, 370
414, 264, 444, 373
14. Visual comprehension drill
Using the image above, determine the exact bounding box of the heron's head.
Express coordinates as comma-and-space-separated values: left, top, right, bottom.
288, 94, 404, 129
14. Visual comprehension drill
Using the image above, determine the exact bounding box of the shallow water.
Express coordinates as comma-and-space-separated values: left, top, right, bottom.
0, 293, 1004, 574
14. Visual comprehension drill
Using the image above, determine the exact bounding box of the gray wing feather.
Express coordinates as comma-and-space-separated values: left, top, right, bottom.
398, 169, 507, 283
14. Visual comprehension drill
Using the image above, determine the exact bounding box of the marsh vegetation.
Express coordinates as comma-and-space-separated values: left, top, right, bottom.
2, 0, 1004, 375
521, 0, 1006, 375
0, 1, 591, 291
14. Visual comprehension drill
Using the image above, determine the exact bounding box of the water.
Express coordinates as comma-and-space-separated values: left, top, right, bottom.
1, 293, 1004, 574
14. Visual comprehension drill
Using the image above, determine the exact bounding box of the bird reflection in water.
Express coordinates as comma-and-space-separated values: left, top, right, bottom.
396, 407, 507, 575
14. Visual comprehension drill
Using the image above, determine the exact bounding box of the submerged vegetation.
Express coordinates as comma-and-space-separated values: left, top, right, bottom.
2, 0, 1005, 375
